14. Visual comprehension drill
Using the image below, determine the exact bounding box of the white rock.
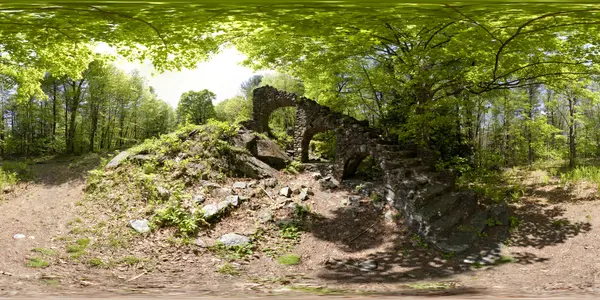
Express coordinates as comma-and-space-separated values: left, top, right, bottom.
201, 204, 219, 218
218, 233, 250, 247
232, 182, 247, 189
129, 219, 150, 233
279, 187, 292, 197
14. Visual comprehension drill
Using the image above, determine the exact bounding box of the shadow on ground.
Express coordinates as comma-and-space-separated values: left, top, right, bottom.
3, 153, 106, 186
300, 183, 592, 284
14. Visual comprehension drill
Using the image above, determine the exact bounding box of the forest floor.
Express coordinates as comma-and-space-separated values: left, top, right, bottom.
0, 156, 600, 299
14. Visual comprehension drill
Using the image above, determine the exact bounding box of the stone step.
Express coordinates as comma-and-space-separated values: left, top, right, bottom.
377, 149, 415, 159
414, 183, 454, 206
382, 157, 423, 169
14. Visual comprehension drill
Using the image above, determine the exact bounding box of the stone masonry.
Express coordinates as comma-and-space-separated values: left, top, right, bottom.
247, 86, 508, 253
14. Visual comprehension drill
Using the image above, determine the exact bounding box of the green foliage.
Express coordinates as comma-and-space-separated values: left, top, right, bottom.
283, 160, 303, 175
153, 201, 204, 238
280, 223, 301, 241
26, 257, 49, 268
436, 156, 472, 175
0, 167, 18, 191
177, 90, 216, 125
496, 255, 515, 264
293, 204, 310, 219
560, 166, 600, 185
277, 254, 301, 265
370, 192, 381, 203
215, 96, 252, 123
485, 217, 503, 227
508, 216, 521, 232
411, 234, 429, 249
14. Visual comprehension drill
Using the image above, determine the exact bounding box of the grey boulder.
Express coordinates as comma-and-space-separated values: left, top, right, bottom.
217, 233, 250, 247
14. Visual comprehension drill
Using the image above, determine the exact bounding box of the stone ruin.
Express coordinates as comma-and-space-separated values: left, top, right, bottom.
242, 86, 508, 253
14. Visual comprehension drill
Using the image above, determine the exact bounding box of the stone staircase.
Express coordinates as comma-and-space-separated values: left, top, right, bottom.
376, 143, 506, 253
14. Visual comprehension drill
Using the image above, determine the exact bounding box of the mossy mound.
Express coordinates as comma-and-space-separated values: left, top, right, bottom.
81, 121, 278, 252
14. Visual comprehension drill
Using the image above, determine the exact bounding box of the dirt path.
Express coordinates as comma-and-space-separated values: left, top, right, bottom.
0, 158, 96, 292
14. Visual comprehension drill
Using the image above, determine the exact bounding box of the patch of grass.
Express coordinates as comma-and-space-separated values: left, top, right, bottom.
120, 256, 144, 266
26, 257, 49, 268
41, 279, 60, 285
209, 242, 254, 261
291, 286, 343, 295
217, 263, 240, 276
66, 238, 91, 258
54, 235, 70, 241
411, 234, 429, 249
495, 255, 514, 264
108, 233, 130, 249
88, 258, 105, 267
407, 282, 456, 290
32, 247, 57, 256
552, 219, 570, 228
277, 254, 301, 265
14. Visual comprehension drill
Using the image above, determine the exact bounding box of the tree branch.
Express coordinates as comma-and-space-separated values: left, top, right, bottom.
89, 6, 167, 49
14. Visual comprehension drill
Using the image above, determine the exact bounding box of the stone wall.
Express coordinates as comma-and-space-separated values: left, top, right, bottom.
249, 86, 507, 253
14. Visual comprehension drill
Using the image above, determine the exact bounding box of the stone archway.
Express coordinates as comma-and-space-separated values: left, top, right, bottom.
296, 126, 335, 162
251, 86, 297, 134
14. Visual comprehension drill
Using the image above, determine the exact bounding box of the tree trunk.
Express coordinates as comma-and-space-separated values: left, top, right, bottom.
568, 94, 577, 168
52, 80, 57, 142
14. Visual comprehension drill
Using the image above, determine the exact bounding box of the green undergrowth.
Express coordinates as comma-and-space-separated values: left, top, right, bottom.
457, 168, 525, 203
81, 120, 261, 253
209, 242, 254, 261
560, 165, 600, 185
0, 161, 32, 192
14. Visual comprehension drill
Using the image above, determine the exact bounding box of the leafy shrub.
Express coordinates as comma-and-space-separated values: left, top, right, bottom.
0, 167, 18, 191
153, 201, 204, 237
280, 223, 301, 240
283, 160, 303, 174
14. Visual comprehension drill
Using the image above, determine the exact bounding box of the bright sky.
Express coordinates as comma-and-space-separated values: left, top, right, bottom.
95, 43, 269, 108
